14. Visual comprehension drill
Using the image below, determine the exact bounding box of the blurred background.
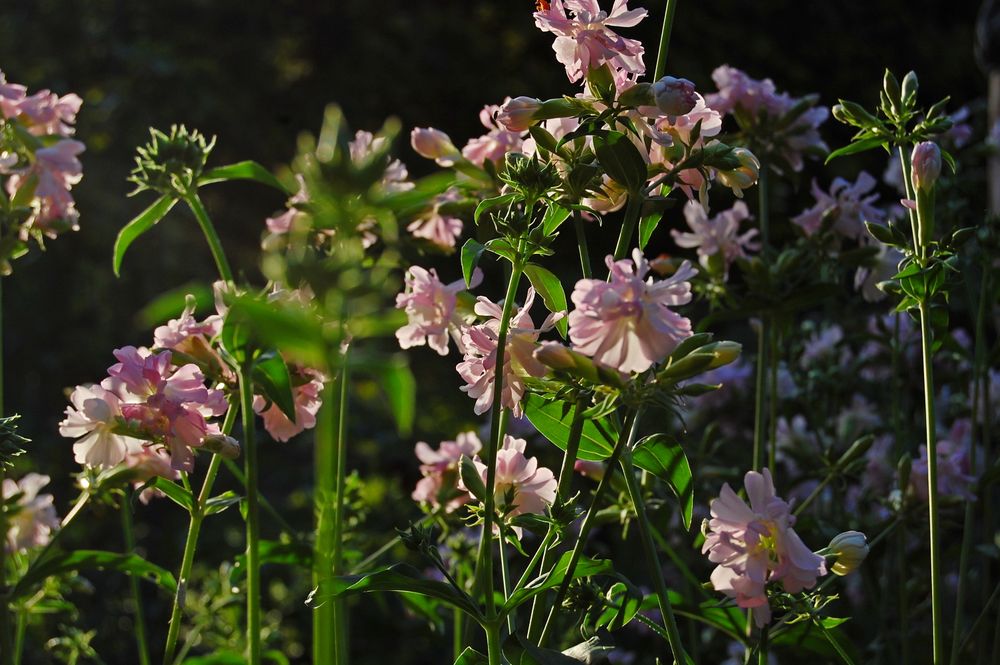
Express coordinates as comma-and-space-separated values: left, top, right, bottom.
0, 0, 986, 662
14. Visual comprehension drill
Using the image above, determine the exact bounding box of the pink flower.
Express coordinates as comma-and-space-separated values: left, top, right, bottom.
574, 459, 606, 481
123, 440, 179, 504
396, 266, 481, 356
463, 435, 557, 535
412, 431, 483, 512
154, 300, 223, 351
457, 288, 562, 417
2, 473, 59, 553
9, 90, 82, 137
702, 468, 827, 627
791, 172, 885, 240
349, 130, 414, 194
706, 66, 786, 117
407, 189, 464, 250
6, 139, 85, 235
568, 250, 696, 374
461, 102, 525, 166
672, 200, 758, 275
496, 97, 544, 132
60, 384, 141, 468
651, 76, 697, 116
253, 367, 325, 442
534, 0, 647, 85
410, 128, 462, 167
911, 141, 942, 191
265, 174, 309, 235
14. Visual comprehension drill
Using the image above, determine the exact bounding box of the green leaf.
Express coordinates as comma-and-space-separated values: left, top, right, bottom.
204, 490, 243, 516
523, 394, 619, 461
151, 477, 196, 512
502, 551, 613, 613
503, 633, 581, 665
230, 539, 313, 582
631, 434, 694, 529
374, 356, 416, 436
461, 238, 487, 288
824, 136, 887, 163
253, 351, 297, 423
594, 131, 647, 194
136, 282, 214, 328
199, 160, 290, 194
474, 193, 519, 224
113, 195, 179, 276
225, 297, 328, 370
308, 564, 483, 622
639, 213, 662, 250
540, 203, 571, 236
14, 550, 177, 598
594, 582, 642, 631
524, 264, 568, 337
454, 648, 489, 665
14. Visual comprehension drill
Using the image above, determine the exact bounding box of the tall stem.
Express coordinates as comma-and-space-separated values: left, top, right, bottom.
314, 375, 338, 665
757, 161, 770, 250
184, 193, 234, 283
751, 317, 769, 472
572, 211, 593, 279
918, 300, 944, 665
238, 364, 261, 665
613, 195, 642, 261
332, 352, 350, 664
620, 442, 687, 662
122, 489, 151, 665
652, 0, 679, 80
897, 145, 920, 248
163, 402, 238, 665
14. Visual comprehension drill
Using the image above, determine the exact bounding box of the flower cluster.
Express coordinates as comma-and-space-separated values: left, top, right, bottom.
2, 473, 60, 553
791, 172, 885, 240
671, 200, 758, 277
395, 266, 481, 356
411, 431, 483, 512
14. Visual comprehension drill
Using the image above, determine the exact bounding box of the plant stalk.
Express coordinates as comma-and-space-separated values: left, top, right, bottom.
652, 0, 679, 81
184, 193, 234, 283
122, 489, 151, 665
238, 363, 262, 665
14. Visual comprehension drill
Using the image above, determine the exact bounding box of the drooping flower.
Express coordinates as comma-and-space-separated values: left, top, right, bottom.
702, 468, 827, 627
461, 102, 524, 166
462, 435, 557, 534
568, 250, 696, 374
791, 172, 885, 240
534, 0, 647, 85
672, 200, 758, 275
2, 473, 60, 552
253, 367, 325, 442
406, 188, 464, 250
412, 431, 483, 512
457, 288, 562, 417
59, 384, 141, 468
396, 266, 481, 356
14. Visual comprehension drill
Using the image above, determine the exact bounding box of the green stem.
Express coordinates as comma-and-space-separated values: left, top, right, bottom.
767, 327, 779, 472
332, 349, 350, 665
453, 608, 463, 663
652, 0, 679, 81
757, 626, 770, 665
499, 534, 514, 636
538, 410, 637, 647
163, 401, 238, 665
485, 620, 503, 665
751, 317, 769, 472
918, 300, 944, 665
238, 364, 261, 665
818, 620, 855, 665
613, 194, 642, 261
571, 211, 592, 279
621, 445, 687, 663
757, 160, 770, 250
314, 375, 338, 665
122, 489, 151, 665
897, 517, 910, 665
184, 192, 234, 283
959, 580, 1000, 656
221, 457, 298, 537
12, 609, 24, 665
898, 145, 920, 250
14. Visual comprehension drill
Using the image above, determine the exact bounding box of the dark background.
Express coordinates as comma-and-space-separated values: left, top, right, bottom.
0, 0, 985, 662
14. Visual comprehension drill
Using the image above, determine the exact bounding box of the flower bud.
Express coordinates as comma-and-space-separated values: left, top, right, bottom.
202, 434, 241, 460
699, 341, 742, 369
496, 96, 543, 132
910, 141, 941, 191
410, 127, 461, 167
827, 530, 869, 575
716, 147, 760, 198
574, 460, 606, 482
651, 76, 697, 116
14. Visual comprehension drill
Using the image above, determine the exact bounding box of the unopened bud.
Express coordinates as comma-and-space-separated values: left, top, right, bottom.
716, 147, 760, 198
699, 341, 742, 369
827, 530, 869, 575
202, 434, 241, 460
911, 141, 941, 191
410, 127, 461, 167
651, 76, 697, 116
496, 96, 544, 132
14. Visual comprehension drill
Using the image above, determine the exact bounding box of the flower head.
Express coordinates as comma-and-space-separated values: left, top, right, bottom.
497, 97, 544, 132
59, 384, 141, 468
2, 473, 59, 552
791, 172, 885, 240
412, 431, 483, 512
827, 531, 869, 576
462, 102, 525, 166
411, 128, 462, 167
672, 200, 758, 275
253, 367, 325, 442
349, 130, 414, 194
568, 250, 696, 374
651, 76, 697, 116
911, 141, 942, 191
396, 266, 480, 356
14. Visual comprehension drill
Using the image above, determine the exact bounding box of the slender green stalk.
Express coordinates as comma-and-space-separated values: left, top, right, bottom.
918, 300, 944, 665
757, 161, 770, 250
184, 193, 233, 283
958, 580, 1000, 655
537, 410, 637, 647
818, 621, 855, 665
571, 211, 593, 279
163, 401, 238, 665
332, 353, 351, 665
897, 519, 910, 665
897, 146, 920, 250
620, 448, 687, 662
12, 609, 24, 665
314, 375, 338, 665
613, 194, 642, 261
757, 626, 770, 665
221, 458, 298, 537
751, 317, 769, 472
453, 608, 463, 663
652, 0, 679, 81
237, 364, 261, 665
498, 534, 515, 635
485, 621, 503, 665
0, 278, 8, 665
121, 489, 151, 665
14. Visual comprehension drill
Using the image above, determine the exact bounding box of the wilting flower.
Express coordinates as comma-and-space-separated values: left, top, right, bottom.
569, 250, 696, 374
672, 200, 758, 275
412, 431, 483, 512
651, 76, 697, 116
911, 141, 942, 191
457, 288, 562, 417
410, 128, 462, 167
791, 172, 885, 240
462, 102, 525, 166
462, 435, 557, 534
827, 531, 869, 576
2, 473, 60, 552
396, 266, 480, 356
702, 468, 827, 626
253, 367, 325, 442
533, 0, 647, 85
60, 384, 141, 468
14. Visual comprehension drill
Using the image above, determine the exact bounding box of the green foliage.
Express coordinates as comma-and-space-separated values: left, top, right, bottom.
630, 434, 694, 530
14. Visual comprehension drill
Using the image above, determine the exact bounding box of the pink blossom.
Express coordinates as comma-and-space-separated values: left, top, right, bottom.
253, 367, 325, 442
651, 94, 722, 147
706, 66, 786, 117
8, 89, 82, 137
791, 172, 884, 240
568, 250, 696, 374
153, 300, 223, 351
265, 174, 309, 235
651, 76, 697, 116
123, 440, 179, 504
463, 435, 557, 535
672, 200, 758, 275
407, 188, 463, 250
574, 459, 606, 481
2, 473, 59, 553
457, 288, 562, 417
6, 139, 85, 235
534, 0, 647, 85
410, 128, 462, 167
496, 97, 544, 132
702, 468, 827, 627
911, 141, 942, 191
412, 431, 483, 512
349, 130, 414, 194
461, 102, 524, 166
60, 384, 141, 468
396, 266, 481, 356
0, 71, 27, 118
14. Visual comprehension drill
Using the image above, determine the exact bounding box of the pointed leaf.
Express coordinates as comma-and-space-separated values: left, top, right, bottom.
594, 131, 647, 193
14, 550, 177, 598
502, 551, 613, 613
253, 351, 297, 422
631, 434, 694, 529
455, 648, 489, 665
524, 264, 568, 337
461, 238, 488, 288
199, 160, 290, 194
151, 477, 196, 512
113, 195, 179, 276
523, 394, 618, 461
825, 136, 887, 163
639, 213, 662, 250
